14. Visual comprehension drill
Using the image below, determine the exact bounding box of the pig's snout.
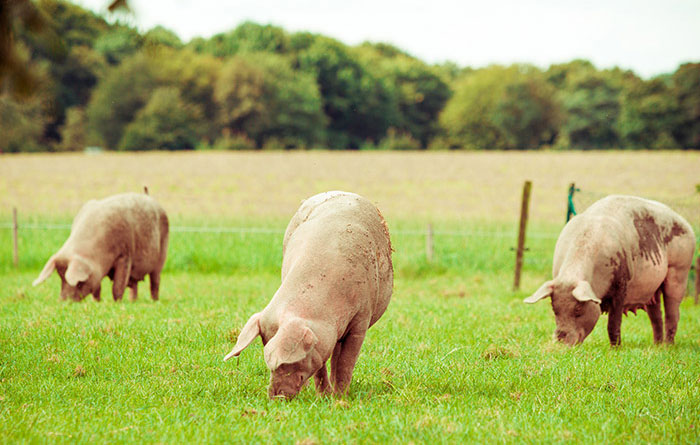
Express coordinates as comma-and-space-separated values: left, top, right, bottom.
268, 374, 306, 400
268, 384, 301, 400
555, 329, 580, 346
61, 288, 81, 302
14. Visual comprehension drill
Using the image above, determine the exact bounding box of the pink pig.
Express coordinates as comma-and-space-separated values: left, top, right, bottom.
525, 195, 695, 346
224, 191, 393, 399
33, 191, 169, 302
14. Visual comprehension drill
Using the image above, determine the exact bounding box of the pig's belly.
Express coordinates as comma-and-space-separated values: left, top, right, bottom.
624, 258, 667, 308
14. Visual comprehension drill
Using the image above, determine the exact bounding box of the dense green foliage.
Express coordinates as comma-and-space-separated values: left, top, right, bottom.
214, 52, 326, 148
1, 0, 699, 151
2, 222, 700, 442
440, 65, 561, 150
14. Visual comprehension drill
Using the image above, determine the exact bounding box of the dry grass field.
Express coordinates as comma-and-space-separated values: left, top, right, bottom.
1, 150, 698, 226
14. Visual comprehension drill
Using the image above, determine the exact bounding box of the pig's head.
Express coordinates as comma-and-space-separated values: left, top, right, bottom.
224, 314, 323, 400
33, 254, 100, 301
524, 280, 602, 345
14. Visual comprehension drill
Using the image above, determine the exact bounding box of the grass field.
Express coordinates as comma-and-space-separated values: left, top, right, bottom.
1, 151, 700, 442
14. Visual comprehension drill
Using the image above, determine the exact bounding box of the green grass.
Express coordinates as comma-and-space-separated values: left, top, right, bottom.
1, 219, 559, 275
1, 221, 700, 442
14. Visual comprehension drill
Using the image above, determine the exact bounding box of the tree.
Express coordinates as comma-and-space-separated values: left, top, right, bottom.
43, 44, 107, 143
546, 61, 632, 149
0, 95, 46, 152
1, 0, 46, 97
293, 35, 395, 148
189, 22, 289, 57
3, 0, 696, 152
57, 106, 88, 151
58, 46, 105, 106
0, 42, 53, 151
618, 76, 679, 148
356, 43, 451, 147
94, 25, 142, 65
10, 0, 110, 145
143, 25, 182, 48
671, 63, 700, 149
86, 52, 158, 148
35, 0, 109, 49
87, 46, 220, 149
120, 87, 203, 150
439, 65, 561, 149
148, 47, 222, 141
214, 52, 326, 147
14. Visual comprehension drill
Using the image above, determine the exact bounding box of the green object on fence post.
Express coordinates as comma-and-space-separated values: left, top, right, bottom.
566, 183, 580, 222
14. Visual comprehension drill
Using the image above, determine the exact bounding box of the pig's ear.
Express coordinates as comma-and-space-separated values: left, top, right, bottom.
224, 313, 262, 362
524, 280, 554, 304
33, 255, 58, 286
572, 280, 601, 304
263, 322, 318, 370
65, 256, 91, 287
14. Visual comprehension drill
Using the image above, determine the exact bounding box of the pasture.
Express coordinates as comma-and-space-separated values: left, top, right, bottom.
1, 151, 700, 442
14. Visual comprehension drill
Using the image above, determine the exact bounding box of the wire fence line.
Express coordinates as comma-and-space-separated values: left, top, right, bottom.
0, 222, 560, 240
3, 190, 695, 282
3, 188, 696, 241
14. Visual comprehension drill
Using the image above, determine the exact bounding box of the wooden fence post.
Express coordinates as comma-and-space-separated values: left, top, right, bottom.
514, 181, 532, 291
426, 223, 434, 263
13, 207, 19, 267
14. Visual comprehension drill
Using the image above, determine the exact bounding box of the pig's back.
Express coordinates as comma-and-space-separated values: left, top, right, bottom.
556, 195, 692, 264
282, 192, 393, 325
579, 195, 693, 263
554, 195, 694, 305
71, 193, 168, 274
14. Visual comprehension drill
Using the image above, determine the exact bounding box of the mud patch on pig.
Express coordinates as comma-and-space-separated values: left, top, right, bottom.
666, 221, 687, 242
633, 212, 665, 265
633, 212, 687, 266
601, 250, 630, 314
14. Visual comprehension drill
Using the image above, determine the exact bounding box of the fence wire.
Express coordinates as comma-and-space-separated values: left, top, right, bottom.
3, 189, 695, 274
2, 189, 695, 244
0, 222, 559, 239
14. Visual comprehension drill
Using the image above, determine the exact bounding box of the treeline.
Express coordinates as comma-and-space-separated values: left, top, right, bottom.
2, 0, 699, 152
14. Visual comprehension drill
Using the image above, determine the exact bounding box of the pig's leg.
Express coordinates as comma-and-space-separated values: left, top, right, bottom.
112, 256, 132, 301
646, 289, 663, 344
329, 342, 342, 385
662, 266, 689, 344
331, 330, 367, 395
149, 270, 160, 301
128, 280, 138, 301
607, 302, 623, 346
151, 229, 168, 301
92, 283, 101, 302
314, 364, 331, 394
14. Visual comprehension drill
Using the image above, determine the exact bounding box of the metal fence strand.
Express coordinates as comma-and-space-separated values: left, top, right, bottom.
0, 222, 560, 239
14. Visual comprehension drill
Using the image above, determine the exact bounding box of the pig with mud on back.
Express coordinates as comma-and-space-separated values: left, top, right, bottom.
33, 191, 169, 302
525, 195, 695, 346
224, 191, 393, 399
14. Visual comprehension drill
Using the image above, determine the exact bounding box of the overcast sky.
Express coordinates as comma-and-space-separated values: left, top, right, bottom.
75, 0, 700, 78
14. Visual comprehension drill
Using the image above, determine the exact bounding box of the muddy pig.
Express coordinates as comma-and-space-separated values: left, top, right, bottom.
224, 191, 393, 399
525, 195, 695, 346
33, 191, 169, 302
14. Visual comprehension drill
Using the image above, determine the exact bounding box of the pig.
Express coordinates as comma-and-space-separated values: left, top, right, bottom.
525, 195, 695, 346
32, 192, 169, 302
223, 191, 393, 399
